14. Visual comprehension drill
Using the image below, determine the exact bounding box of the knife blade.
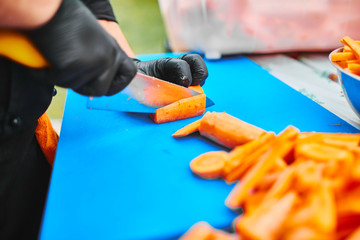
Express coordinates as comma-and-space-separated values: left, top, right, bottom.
87, 73, 215, 113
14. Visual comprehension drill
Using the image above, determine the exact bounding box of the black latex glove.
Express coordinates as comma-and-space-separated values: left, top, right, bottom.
25, 0, 136, 96
133, 54, 208, 87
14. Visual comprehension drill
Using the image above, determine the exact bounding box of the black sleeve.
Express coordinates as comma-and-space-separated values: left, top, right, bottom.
81, 0, 117, 22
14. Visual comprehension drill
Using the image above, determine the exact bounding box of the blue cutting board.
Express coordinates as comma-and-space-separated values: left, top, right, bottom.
40, 54, 359, 240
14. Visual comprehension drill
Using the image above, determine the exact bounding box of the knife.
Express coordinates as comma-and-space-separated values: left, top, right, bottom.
87, 73, 215, 113
0, 31, 215, 113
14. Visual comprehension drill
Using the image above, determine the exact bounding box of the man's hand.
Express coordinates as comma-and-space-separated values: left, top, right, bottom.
133, 54, 209, 87
25, 0, 137, 96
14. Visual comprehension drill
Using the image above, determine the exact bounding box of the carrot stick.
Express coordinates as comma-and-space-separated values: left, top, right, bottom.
283, 227, 333, 240
190, 151, 228, 179
253, 171, 282, 192
223, 137, 276, 183
235, 192, 298, 240
277, 125, 300, 142
344, 41, 360, 52
172, 119, 201, 137
262, 166, 294, 202
223, 132, 275, 176
226, 140, 295, 209
348, 63, 360, 72
179, 222, 215, 240
198, 112, 266, 149
188, 85, 204, 93
295, 142, 354, 163
346, 226, 360, 240
299, 132, 360, 149
337, 187, 360, 216
331, 52, 357, 62
313, 182, 337, 233
150, 93, 206, 124
294, 161, 323, 192
341, 36, 360, 60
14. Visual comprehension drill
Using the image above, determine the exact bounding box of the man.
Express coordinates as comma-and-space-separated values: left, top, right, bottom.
0, 0, 208, 239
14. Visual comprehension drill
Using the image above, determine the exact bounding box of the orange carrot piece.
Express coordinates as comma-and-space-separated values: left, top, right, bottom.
295, 142, 354, 163
277, 125, 300, 142
331, 52, 357, 62
311, 182, 337, 233
262, 166, 295, 202
294, 161, 323, 192
188, 85, 204, 93
348, 63, 360, 72
198, 112, 266, 149
341, 36, 360, 60
337, 187, 360, 216
346, 226, 360, 240
179, 222, 215, 240
298, 132, 360, 150
243, 191, 268, 215
223, 132, 275, 176
172, 119, 201, 137
223, 136, 276, 183
235, 192, 298, 240
335, 61, 349, 69
283, 227, 333, 240
150, 93, 206, 124
344, 41, 360, 52
253, 171, 282, 192
212, 230, 240, 240
190, 151, 228, 179
226, 140, 295, 209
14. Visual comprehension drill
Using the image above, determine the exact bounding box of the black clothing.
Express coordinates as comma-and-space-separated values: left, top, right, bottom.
0, 1, 118, 239
82, 0, 117, 22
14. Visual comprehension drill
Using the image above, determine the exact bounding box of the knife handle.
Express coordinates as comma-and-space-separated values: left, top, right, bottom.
0, 30, 48, 68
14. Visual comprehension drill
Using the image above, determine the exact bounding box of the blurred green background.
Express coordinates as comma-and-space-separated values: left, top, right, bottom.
47, 0, 167, 120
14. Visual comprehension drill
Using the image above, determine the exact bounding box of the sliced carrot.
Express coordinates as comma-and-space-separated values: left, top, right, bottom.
337, 187, 360, 216
150, 93, 206, 124
335, 61, 349, 69
262, 166, 295, 203
198, 112, 266, 149
294, 161, 323, 192
283, 226, 333, 240
243, 191, 267, 215
226, 140, 295, 209
212, 230, 240, 240
331, 52, 357, 62
345, 226, 360, 240
223, 132, 275, 177
295, 142, 354, 163
298, 132, 360, 149
348, 63, 360, 72
179, 222, 214, 240
341, 36, 360, 60
190, 151, 228, 179
344, 41, 360, 52
223, 137, 276, 183
235, 192, 297, 240
172, 119, 201, 137
277, 125, 300, 142
312, 182, 337, 233
253, 171, 282, 192
337, 214, 360, 240
188, 85, 204, 93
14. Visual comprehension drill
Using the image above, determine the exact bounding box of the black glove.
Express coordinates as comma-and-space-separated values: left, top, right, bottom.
25, 0, 136, 96
133, 54, 208, 87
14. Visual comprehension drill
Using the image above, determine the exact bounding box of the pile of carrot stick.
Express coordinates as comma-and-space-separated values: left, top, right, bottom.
331, 36, 360, 77
175, 111, 360, 240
